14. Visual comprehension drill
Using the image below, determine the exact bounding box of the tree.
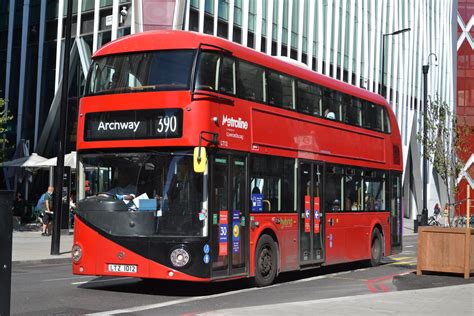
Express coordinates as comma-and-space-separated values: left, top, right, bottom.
418, 94, 471, 226
0, 98, 13, 163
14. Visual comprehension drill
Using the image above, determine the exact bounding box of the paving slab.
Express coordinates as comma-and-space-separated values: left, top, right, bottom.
12, 228, 73, 264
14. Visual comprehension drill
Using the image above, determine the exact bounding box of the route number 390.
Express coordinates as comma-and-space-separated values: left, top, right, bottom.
157, 115, 177, 133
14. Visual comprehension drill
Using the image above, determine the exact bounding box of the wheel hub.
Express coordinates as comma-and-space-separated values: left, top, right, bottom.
259, 247, 273, 277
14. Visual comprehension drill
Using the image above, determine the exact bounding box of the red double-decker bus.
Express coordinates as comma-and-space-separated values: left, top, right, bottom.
72, 30, 403, 286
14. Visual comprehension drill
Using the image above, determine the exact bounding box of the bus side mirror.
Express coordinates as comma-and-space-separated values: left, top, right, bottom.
193, 147, 206, 173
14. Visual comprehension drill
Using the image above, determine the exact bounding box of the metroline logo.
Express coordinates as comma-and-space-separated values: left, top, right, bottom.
222, 115, 249, 130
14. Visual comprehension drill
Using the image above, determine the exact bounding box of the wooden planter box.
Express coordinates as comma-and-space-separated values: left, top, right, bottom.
417, 227, 474, 279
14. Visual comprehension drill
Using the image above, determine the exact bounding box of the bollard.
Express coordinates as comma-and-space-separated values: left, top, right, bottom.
0, 190, 14, 316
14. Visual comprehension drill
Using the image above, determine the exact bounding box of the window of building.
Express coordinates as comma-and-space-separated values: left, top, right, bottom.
250, 155, 295, 213
364, 170, 386, 211
325, 165, 344, 211
297, 81, 322, 116
237, 61, 265, 102
266, 71, 295, 109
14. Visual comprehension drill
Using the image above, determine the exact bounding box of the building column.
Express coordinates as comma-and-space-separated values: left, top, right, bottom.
111, 0, 119, 40
55, 0, 65, 91
34, 0, 47, 149
77, 0, 83, 36
16, 0, 31, 145
3, 0, 15, 115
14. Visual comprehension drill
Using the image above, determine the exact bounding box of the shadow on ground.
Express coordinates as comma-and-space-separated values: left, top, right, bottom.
393, 271, 474, 291
78, 260, 373, 297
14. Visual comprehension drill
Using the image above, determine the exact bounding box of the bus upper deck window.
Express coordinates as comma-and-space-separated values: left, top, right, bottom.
85, 50, 194, 95
237, 61, 265, 102
219, 57, 236, 95
196, 52, 219, 91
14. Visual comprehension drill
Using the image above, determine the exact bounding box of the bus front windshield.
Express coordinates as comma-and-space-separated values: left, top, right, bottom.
85, 50, 195, 96
79, 152, 205, 237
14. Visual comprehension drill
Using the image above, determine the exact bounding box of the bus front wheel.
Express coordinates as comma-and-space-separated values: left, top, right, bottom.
254, 235, 277, 287
370, 228, 383, 267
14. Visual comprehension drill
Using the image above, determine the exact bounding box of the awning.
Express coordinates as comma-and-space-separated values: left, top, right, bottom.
1, 153, 48, 168
37, 151, 77, 169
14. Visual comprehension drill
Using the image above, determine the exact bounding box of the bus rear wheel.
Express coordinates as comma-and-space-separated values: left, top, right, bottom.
370, 228, 383, 267
254, 235, 277, 287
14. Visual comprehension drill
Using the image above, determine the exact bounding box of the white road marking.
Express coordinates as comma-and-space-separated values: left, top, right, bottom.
87, 266, 372, 315
86, 287, 262, 315
405, 245, 414, 248
42, 275, 93, 282
288, 267, 368, 285
72, 277, 135, 285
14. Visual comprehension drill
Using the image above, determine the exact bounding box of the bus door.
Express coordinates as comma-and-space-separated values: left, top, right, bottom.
210, 154, 248, 278
390, 173, 403, 254
299, 161, 325, 266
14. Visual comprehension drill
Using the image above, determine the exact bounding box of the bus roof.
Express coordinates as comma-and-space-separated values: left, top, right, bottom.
94, 30, 389, 109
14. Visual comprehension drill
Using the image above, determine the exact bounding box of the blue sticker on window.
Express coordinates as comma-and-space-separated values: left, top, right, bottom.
232, 210, 241, 254
203, 244, 210, 254
251, 194, 263, 212
219, 224, 228, 242
203, 254, 210, 264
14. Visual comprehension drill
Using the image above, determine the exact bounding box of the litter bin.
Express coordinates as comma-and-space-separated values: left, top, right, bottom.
0, 190, 14, 316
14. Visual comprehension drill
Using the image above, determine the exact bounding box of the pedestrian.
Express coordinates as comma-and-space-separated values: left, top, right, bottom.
69, 192, 76, 230
41, 186, 54, 236
443, 203, 450, 227
12, 191, 24, 217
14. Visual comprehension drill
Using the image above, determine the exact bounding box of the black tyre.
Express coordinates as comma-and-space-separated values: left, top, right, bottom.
254, 235, 278, 287
369, 229, 383, 267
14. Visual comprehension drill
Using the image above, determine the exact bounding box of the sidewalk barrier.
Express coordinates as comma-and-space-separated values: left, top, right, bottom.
0, 190, 14, 316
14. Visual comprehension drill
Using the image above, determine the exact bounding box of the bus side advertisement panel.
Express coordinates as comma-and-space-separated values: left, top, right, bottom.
251, 108, 386, 164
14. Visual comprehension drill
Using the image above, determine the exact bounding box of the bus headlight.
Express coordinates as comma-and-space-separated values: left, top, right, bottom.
72, 244, 82, 263
170, 247, 190, 268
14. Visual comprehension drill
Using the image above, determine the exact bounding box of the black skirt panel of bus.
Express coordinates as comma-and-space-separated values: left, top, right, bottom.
77, 198, 210, 279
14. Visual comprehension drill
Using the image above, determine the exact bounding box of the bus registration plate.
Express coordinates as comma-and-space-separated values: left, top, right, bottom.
107, 264, 137, 273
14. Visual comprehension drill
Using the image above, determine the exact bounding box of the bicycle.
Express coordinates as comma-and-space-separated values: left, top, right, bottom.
453, 216, 474, 228
428, 214, 442, 226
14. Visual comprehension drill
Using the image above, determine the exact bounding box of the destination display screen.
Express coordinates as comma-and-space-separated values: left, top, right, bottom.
84, 109, 183, 141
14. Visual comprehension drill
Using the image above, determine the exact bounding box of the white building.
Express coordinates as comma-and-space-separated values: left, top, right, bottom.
1, 0, 457, 219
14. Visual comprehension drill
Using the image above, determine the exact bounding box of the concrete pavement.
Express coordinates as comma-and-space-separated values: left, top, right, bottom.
12, 225, 73, 264
403, 217, 416, 236
199, 283, 474, 315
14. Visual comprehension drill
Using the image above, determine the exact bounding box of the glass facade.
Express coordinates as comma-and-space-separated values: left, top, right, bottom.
0, 0, 459, 219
